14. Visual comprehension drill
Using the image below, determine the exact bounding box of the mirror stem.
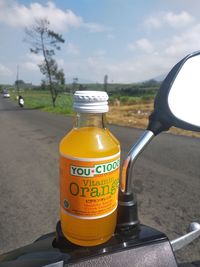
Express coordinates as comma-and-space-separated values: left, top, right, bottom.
121, 130, 155, 193
117, 130, 155, 233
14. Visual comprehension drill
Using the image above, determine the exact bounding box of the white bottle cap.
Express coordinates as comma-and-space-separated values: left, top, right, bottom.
73, 91, 109, 113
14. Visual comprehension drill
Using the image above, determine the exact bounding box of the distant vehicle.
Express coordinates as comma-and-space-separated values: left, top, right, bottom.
18, 95, 24, 107
2, 89, 10, 98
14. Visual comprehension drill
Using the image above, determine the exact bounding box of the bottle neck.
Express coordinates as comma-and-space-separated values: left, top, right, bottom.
74, 113, 107, 129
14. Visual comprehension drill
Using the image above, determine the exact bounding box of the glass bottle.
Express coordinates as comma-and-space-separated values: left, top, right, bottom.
60, 91, 120, 246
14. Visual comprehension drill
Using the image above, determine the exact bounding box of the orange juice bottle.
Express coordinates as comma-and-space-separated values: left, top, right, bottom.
60, 91, 120, 246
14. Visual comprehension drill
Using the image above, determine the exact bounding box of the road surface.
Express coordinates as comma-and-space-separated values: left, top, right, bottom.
0, 97, 200, 263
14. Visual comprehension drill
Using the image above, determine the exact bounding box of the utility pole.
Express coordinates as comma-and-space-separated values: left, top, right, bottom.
16, 64, 19, 95
72, 77, 78, 94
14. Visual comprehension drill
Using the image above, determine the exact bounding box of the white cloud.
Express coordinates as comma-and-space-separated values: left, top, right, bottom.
136, 39, 154, 53
164, 11, 194, 28
104, 53, 175, 83
128, 38, 154, 53
26, 53, 43, 63
124, 24, 200, 83
86, 54, 149, 83
0, 63, 12, 76
0, 1, 83, 31
0, 0, 106, 33
22, 53, 43, 71
145, 11, 194, 29
165, 24, 200, 56
85, 57, 150, 83
23, 62, 38, 71
1, 3, 199, 85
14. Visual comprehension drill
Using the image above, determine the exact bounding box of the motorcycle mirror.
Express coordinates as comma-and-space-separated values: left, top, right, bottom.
117, 51, 200, 231
148, 50, 200, 135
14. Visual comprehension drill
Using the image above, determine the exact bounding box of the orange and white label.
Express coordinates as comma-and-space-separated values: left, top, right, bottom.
60, 153, 120, 219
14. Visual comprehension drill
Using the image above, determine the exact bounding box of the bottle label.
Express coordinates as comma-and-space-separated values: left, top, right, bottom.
60, 152, 120, 219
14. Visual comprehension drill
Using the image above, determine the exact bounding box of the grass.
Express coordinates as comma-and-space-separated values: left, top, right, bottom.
11, 90, 154, 114
12, 90, 74, 114
109, 94, 155, 105
10, 89, 200, 138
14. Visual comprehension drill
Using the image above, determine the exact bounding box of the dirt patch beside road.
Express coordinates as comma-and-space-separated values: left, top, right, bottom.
108, 102, 200, 138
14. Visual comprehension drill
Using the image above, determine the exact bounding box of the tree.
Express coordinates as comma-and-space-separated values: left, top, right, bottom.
39, 58, 65, 92
15, 80, 25, 86
104, 74, 108, 92
25, 18, 65, 107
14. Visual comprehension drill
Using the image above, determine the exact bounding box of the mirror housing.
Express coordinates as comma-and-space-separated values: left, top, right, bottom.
148, 50, 200, 135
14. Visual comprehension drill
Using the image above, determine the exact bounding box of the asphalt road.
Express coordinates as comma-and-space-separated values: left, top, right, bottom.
0, 97, 200, 263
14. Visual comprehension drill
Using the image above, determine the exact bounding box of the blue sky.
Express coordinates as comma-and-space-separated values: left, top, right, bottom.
1, 0, 200, 85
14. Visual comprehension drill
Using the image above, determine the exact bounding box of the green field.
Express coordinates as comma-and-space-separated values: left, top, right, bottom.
4, 79, 160, 115
12, 90, 74, 114
10, 87, 157, 115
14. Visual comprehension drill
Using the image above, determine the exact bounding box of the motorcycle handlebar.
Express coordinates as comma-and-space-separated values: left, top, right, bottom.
171, 222, 200, 252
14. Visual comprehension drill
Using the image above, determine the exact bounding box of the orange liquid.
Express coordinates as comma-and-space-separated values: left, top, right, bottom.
60, 127, 120, 246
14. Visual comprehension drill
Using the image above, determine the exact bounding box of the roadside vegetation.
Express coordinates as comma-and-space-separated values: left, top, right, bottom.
10, 90, 73, 114
8, 79, 159, 115
2, 81, 200, 138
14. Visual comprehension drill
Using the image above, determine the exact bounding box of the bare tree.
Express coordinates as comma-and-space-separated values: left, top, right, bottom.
25, 18, 65, 107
